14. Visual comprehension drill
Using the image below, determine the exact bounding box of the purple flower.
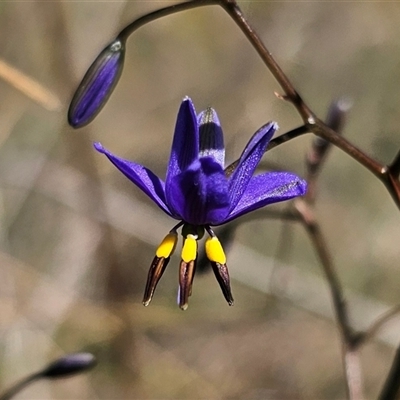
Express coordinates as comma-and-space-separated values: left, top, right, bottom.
94, 97, 307, 309
68, 39, 125, 128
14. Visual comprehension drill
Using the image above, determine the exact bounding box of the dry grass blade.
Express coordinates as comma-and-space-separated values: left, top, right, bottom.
0, 59, 62, 111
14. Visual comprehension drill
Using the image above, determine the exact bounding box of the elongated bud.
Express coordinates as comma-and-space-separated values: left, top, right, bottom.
41, 353, 97, 379
68, 39, 125, 128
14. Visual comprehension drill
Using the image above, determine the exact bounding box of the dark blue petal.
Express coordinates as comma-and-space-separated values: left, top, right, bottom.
224, 172, 307, 223
228, 122, 277, 211
165, 97, 199, 207
198, 107, 225, 168
167, 157, 230, 225
166, 97, 198, 181
68, 40, 125, 128
94, 142, 172, 216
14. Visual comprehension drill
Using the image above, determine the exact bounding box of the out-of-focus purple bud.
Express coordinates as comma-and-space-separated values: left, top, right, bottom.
68, 39, 125, 128
41, 352, 97, 379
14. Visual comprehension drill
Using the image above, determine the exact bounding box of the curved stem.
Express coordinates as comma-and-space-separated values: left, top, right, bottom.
294, 199, 353, 344
267, 125, 309, 152
218, 0, 400, 209
390, 150, 400, 177
344, 350, 364, 400
218, 0, 314, 122
114, 0, 400, 209
117, 0, 218, 43
312, 121, 383, 178
379, 345, 400, 400
225, 125, 309, 176
354, 305, 400, 348
0, 373, 41, 400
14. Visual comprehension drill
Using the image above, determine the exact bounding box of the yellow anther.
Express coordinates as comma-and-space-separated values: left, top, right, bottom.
181, 234, 197, 263
156, 232, 178, 258
205, 237, 226, 264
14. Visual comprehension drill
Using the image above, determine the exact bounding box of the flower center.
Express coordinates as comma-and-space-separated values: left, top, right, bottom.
181, 224, 205, 240
143, 222, 233, 309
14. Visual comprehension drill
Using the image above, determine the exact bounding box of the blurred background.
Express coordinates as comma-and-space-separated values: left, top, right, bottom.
0, 1, 400, 398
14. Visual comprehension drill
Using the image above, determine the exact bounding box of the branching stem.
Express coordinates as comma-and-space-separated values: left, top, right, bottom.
217, 0, 400, 209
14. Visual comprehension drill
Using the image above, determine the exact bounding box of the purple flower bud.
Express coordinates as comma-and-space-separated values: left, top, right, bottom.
68, 39, 125, 128
41, 352, 97, 379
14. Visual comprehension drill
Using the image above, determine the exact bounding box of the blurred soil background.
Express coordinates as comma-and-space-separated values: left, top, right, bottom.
0, 1, 400, 399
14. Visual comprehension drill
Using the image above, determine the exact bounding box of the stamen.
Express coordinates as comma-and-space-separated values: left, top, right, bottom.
205, 236, 226, 264
205, 233, 233, 305
142, 256, 170, 306
143, 230, 179, 306
156, 232, 178, 258
178, 259, 196, 310
181, 234, 197, 263
210, 262, 234, 306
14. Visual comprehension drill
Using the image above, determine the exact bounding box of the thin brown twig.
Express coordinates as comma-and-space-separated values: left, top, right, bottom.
354, 305, 400, 348
217, 0, 400, 209
305, 98, 352, 204
117, 0, 218, 43
225, 125, 309, 175
293, 198, 362, 399
389, 150, 400, 177
219, 0, 313, 122
379, 345, 400, 400
268, 125, 309, 152
344, 351, 364, 400
293, 200, 353, 344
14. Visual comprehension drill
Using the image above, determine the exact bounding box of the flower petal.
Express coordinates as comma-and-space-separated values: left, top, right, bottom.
198, 107, 225, 168
94, 142, 172, 216
224, 172, 307, 223
166, 97, 199, 182
167, 157, 230, 225
228, 121, 278, 211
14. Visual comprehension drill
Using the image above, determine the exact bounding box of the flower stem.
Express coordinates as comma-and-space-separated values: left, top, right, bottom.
0, 373, 41, 400
217, 0, 400, 209
117, 0, 218, 43
218, 0, 313, 122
